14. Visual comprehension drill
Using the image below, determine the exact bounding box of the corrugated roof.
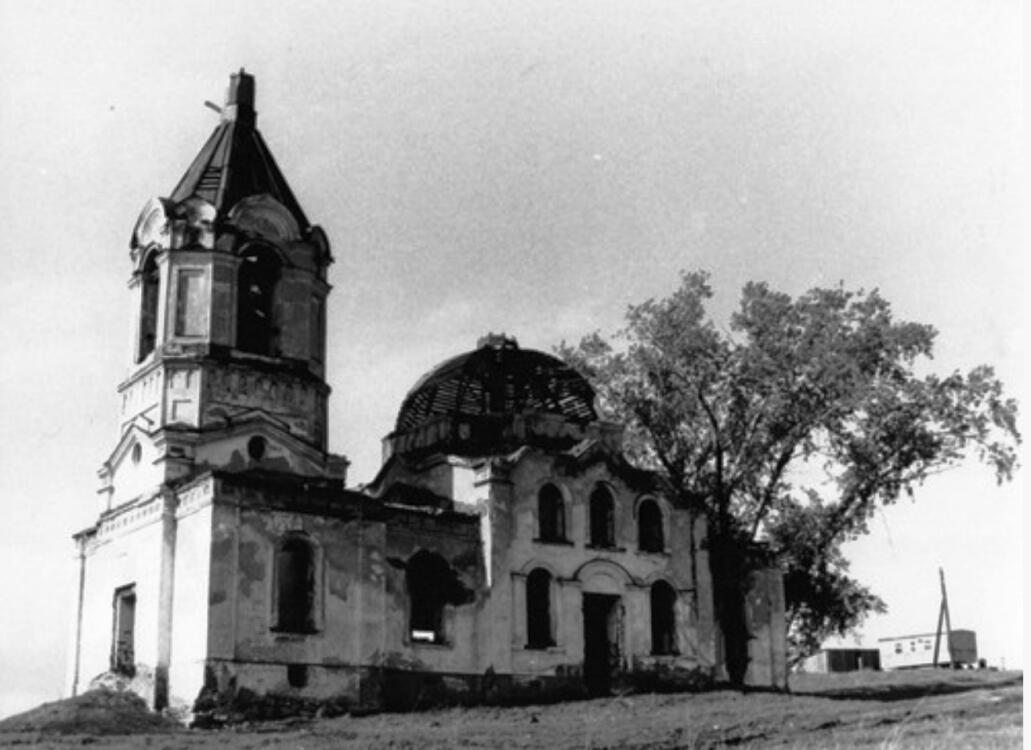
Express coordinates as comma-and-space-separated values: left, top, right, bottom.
169, 70, 309, 228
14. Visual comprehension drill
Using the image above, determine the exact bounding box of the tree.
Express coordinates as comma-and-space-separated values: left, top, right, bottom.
559, 271, 1019, 680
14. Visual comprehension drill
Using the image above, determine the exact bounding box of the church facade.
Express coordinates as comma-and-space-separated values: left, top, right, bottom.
67, 71, 786, 717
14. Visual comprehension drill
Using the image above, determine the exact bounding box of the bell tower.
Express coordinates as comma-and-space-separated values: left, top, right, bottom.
99, 70, 347, 511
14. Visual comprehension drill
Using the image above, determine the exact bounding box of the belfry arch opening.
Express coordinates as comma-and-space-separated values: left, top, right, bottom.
137, 252, 160, 362
237, 244, 281, 355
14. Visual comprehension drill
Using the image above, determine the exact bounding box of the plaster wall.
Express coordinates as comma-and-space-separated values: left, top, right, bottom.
105, 433, 165, 511
482, 451, 716, 683
191, 430, 326, 478
168, 482, 215, 710
203, 491, 384, 702
201, 364, 326, 448
162, 366, 203, 427
200, 482, 483, 706
75, 495, 166, 703
379, 515, 482, 675
118, 367, 163, 434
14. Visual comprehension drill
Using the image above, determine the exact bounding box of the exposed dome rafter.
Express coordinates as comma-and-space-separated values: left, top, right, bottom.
395, 334, 598, 434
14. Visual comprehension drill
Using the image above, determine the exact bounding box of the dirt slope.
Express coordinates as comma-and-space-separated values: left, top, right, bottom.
0, 669, 1020, 749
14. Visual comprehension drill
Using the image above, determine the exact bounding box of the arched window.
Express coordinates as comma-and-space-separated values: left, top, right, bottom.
589, 485, 615, 548
275, 537, 315, 633
537, 484, 565, 542
650, 580, 677, 655
638, 499, 664, 553
137, 252, 160, 362
237, 245, 280, 355
526, 568, 553, 649
406, 550, 450, 643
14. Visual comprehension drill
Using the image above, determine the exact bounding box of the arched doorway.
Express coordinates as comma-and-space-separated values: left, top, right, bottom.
575, 560, 631, 696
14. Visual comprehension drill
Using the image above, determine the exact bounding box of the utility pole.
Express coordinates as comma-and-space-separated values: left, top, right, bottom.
931, 567, 955, 668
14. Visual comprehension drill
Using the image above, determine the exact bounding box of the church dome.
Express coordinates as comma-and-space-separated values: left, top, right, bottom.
388, 334, 597, 459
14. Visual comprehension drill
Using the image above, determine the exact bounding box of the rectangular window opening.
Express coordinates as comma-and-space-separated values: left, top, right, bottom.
111, 584, 137, 677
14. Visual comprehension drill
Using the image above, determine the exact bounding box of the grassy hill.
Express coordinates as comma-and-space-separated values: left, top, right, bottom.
0, 668, 1021, 749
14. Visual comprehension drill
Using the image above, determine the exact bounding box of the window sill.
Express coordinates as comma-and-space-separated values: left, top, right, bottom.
409, 639, 453, 650
270, 628, 319, 639
585, 544, 626, 553
635, 548, 671, 557
522, 644, 564, 654
533, 538, 574, 546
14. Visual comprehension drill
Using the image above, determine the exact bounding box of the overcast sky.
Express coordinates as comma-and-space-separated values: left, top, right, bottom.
0, 0, 1023, 718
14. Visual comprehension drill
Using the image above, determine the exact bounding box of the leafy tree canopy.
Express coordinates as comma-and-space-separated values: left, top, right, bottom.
559, 271, 1019, 666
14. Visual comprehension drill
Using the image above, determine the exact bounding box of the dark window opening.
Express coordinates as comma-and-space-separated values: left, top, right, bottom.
589, 486, 615, 547
248, 435, 267, 461
237, 245, 280, 355
406, 550, 471, 644
111, 584, 136, 676
137, 254, 159, 362
526, 568, 554, 649
286, 664, 308, 688
650, 581, 677, 655
537, 483, 565, 542
638, 499, 664, 553
275, 537, 315, 633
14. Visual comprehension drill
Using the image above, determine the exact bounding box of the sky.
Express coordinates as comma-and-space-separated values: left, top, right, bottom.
0, 0, 1023, 718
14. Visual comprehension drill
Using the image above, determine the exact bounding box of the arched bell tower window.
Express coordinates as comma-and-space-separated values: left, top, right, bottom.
589, 485, 616, 548
537, 483, 566, 542
137, 252, 160, 362
638, 499, 664, 553
650, 580, 677, 655
273, 536, 316, 633
237, 244, 280, 355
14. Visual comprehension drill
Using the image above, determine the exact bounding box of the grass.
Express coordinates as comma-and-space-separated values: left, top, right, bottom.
0, 668, 1021, 749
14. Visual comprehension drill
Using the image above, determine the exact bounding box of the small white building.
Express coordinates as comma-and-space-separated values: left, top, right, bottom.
877, 630, 977, 670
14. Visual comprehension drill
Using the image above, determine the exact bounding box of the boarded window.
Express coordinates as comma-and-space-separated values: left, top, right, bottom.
111, 584, 136, 676
526, 568, 553, 649
275, 537, 315, 633
537, 483, 565, 542
237, 245, 280, 355
638, 499, 664, 553
137, 254, 159, 362
589, 486, 615, 547
651, 581, 677, 655
174, 269, 207, 336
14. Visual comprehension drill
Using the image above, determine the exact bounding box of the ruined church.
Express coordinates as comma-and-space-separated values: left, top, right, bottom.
67, 71, 786, 715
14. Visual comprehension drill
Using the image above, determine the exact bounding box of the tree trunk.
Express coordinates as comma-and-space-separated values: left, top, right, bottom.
710, 539, 751, 688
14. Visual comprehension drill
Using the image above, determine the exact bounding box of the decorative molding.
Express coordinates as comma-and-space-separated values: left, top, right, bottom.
96, 494, 165, 540
176, 478, 215, 518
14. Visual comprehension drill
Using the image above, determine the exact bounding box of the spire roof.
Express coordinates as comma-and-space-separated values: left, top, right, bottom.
170, 70, 310, 228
